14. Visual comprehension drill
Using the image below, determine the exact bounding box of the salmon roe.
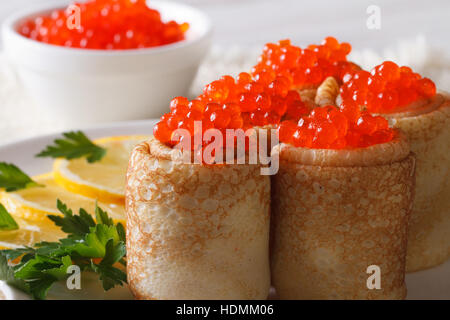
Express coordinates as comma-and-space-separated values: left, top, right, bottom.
154, 71, 312, 151
18, 0, 189, 50
253, 37, 359, 88
154, 38, 401, 151
340, 61, 436, 113
277, 105, 393, 149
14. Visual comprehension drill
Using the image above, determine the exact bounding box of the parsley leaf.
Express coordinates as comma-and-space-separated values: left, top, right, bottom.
0, 162, 42, 192
0, 204, 19, 231
95, 205, 114, 227
91, 239, 127, 291
91, 262, 127, 291
1, 247, 36, 262
36, 131, 107, 163
27, 275, 57, 300
48, 199, 96, 238
0, 200, 127, 300
0, 252, 30, 294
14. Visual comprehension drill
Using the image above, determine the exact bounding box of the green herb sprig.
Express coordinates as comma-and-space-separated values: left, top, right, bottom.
0, 162, 42, 192
36, 131, 107, 163
0, 204, 19, 231
0, 200, 127, 300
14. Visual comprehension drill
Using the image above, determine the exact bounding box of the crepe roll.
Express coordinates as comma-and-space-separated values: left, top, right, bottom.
271, 132, 415, 299
384, 93, 450, 272
125, 137, 271, 300
315, 77, 340, 107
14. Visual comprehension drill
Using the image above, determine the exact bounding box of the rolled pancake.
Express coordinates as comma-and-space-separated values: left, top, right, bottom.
125, 137, 271, 300
270, 133, 415, 299
384, 93, 450, 272
298, 88, 317, 105
315, 77, 339, 107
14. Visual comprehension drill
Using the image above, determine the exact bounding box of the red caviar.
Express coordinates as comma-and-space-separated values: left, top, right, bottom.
340, 61, 436, 113
277, 105, 393, 149
18, 0, 189, 50
154, 38, 401, 152
154, 71, 312, 151
253, 37, 359, 89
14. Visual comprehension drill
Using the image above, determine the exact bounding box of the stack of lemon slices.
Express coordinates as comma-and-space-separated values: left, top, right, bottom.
0, 136, 149, 250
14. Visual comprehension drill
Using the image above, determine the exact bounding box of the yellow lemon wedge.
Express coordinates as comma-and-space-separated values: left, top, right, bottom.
0, 173, 125, 225
0, 217, 64, 250
53, 135, 150, 205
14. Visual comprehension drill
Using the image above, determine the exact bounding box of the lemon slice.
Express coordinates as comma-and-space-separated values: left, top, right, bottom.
53, 135, 150, 204
0, 173, 125, 224
0, 217, 64, 250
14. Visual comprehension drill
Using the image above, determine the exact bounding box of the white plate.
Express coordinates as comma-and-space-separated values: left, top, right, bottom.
0, 119, 157, 300
0, 119, 449, 300
0, 119, 158, 175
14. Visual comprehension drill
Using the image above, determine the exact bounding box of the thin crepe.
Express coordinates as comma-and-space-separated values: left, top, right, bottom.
270, 133, 415, 299
125, 137, 271, 299
386, 93, 450, 272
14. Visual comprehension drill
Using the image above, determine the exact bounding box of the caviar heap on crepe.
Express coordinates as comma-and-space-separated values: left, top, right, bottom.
18, 0, 189, 50
155, 38, 391, 154
253, 37, 359, 89
277, 106, 393, 149
361, 63, 448, 273
153, 73, 311, 151
340, 61, 437, 113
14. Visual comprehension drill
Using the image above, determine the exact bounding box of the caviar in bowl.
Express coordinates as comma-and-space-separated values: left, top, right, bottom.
2, 1, 212, 126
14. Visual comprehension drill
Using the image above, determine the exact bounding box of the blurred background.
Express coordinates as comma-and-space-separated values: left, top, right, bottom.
0, 0, 449, 51
1, 0, 449, 144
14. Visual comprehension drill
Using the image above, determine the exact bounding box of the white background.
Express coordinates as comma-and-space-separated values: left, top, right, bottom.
0, 0, 449, 51
0, 0, 449, 144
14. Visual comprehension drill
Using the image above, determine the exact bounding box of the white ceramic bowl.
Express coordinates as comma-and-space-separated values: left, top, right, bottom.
2, 1, 212, 126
